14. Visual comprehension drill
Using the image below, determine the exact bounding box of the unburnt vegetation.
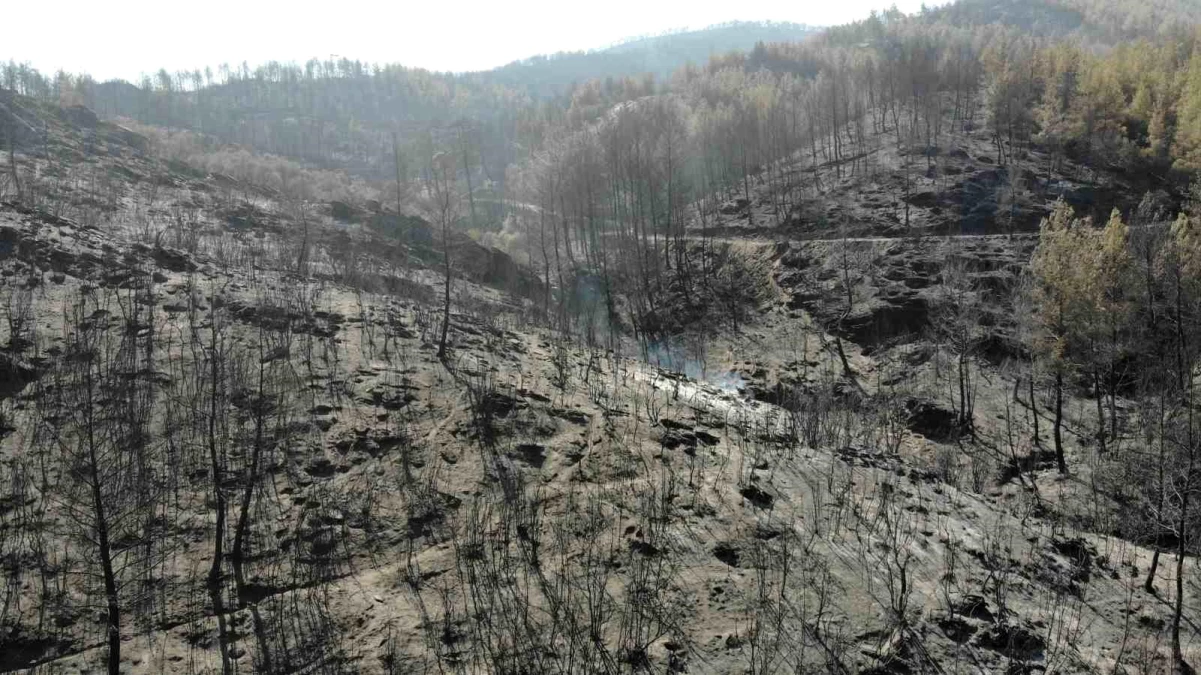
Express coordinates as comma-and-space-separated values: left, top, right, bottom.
4, 0, 1201, 673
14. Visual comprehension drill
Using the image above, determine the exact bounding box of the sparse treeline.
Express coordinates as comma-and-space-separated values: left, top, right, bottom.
11, 6, 1201, 248
6, 6, 1201, 183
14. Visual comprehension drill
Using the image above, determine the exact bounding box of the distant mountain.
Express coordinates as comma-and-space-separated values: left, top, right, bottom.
602, 21, 817, 61
924, 0, 1201, 43
480, 21, 817, 97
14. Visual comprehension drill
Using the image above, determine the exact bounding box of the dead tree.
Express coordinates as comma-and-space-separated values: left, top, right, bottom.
41, 291, 159, 675
426, 149, 460, 361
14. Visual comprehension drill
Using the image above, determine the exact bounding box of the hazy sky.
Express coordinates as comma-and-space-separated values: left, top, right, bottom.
9, 0, 948, 82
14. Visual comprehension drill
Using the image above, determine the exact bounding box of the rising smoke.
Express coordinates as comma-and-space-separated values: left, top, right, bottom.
645, 339, 745, 394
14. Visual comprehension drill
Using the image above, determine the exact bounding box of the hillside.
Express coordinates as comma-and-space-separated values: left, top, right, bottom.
3, 46, 1201, 675
6, 0, 1201, 672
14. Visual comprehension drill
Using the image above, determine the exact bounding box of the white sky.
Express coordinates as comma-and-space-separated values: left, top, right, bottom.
8, 0, 948, 82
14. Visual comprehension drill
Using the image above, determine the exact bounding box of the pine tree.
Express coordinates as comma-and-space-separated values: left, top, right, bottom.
1030, 200, 1095, 473
1090, 209, 1133, 453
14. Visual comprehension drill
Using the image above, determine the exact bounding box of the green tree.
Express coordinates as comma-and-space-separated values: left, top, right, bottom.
1089, 209, 1133, 453
1029, 201, 1095, 473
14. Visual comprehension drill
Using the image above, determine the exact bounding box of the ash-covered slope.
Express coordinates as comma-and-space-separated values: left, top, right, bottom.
0, 195, 1189, 674
1, 90, 1197, 675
